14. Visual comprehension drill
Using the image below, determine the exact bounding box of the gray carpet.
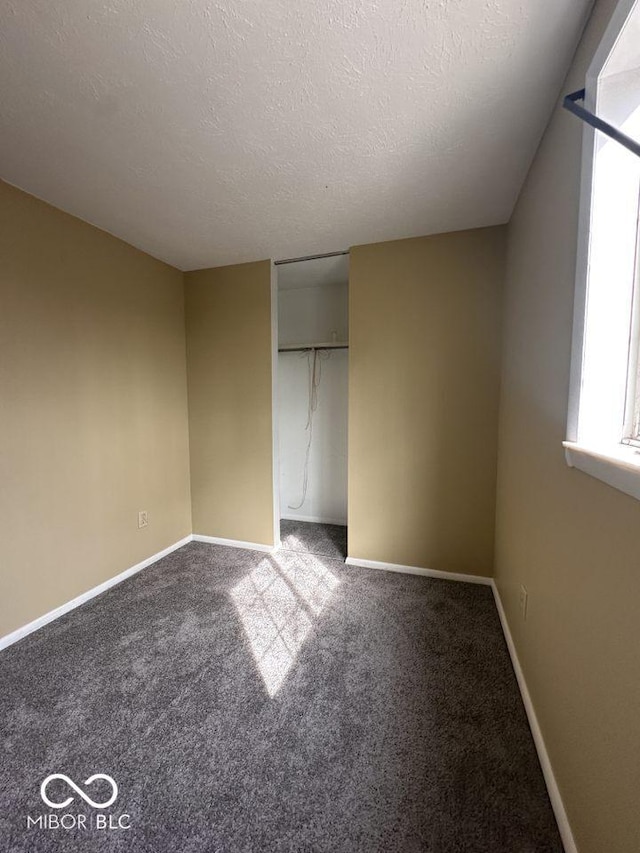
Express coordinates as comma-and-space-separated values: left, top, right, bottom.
280, 519, 347, 560
0, 541, 562, 852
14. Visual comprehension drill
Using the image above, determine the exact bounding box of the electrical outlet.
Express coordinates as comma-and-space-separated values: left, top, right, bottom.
138, 511, 148, 529
519, 585, 528, 621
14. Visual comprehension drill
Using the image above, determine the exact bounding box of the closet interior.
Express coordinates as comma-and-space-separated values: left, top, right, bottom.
276, 254, 349, 558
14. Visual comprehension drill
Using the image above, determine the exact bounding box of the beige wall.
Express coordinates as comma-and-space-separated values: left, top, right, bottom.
348, 228, 505, 576
0, 180, 192, 638
494, 2, 640, 851
185, 261, 275, 546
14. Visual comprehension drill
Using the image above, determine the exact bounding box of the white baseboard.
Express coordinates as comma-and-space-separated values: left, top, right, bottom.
345, 556, 491, 585
192, 534, 278, 553
0, 535, 193, 653
491, 581, 576, 853
281, 514, 347, 526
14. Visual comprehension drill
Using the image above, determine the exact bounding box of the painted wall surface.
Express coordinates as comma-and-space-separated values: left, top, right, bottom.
278, 351, 348, 525
0, 180, 192, 638
348, 227, 505, 576
185, 261, 275, 545
494, 2, 640, 851
278, 281, 348, 525
278, 283, 348, 347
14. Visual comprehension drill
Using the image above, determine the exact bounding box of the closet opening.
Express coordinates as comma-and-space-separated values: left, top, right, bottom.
274, 252, 349, 561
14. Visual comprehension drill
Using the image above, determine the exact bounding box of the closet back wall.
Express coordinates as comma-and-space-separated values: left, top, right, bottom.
348, 227, 506, 577
278, 280, 348, 524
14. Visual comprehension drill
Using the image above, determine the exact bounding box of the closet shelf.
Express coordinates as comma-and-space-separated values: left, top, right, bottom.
278, 342, 349, 353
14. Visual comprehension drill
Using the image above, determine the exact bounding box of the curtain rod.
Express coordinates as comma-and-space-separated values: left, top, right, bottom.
563, 88, 640, 159
274, 250, 349, 266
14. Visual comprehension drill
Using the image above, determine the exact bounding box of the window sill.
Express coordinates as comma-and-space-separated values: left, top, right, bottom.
563, 441, 640, 501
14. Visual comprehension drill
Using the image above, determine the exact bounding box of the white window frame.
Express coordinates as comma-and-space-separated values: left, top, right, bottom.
622, 204, 640, 446
564, 0, 640, 501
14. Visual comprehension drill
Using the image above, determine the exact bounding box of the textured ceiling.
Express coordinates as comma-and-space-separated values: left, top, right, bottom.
0, 0, 592, 271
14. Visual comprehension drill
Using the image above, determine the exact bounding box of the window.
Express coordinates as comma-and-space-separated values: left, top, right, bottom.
564, 0, 640, 500
623, 208, 640, 446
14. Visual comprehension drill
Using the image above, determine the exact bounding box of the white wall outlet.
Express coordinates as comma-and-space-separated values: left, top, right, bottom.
519, 584, 528, 620
138, 510, 148, 529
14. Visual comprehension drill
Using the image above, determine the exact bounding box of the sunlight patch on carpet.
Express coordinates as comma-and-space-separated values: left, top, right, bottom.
231, 555, 339, 696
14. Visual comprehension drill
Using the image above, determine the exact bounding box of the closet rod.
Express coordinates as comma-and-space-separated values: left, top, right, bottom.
563, 88, 640, 159
274, 250, 349, 266
278, 345, 349, 353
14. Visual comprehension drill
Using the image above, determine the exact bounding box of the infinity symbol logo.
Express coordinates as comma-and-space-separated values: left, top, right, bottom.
40, 774, 118, 810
